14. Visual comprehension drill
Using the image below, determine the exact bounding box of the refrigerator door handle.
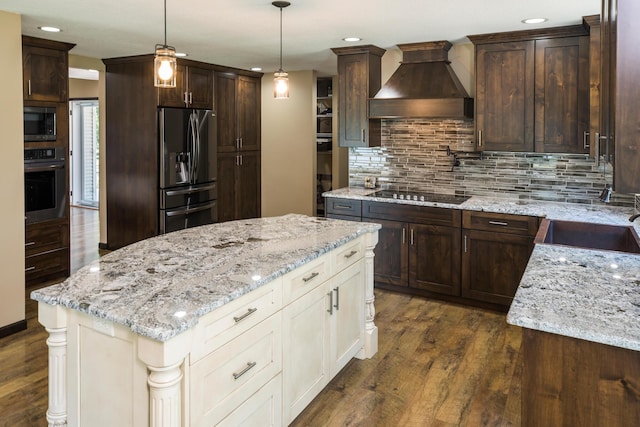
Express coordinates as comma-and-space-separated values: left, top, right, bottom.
164, 183, 217, 197
193, 111, 201, 183
165, 202, 216, 217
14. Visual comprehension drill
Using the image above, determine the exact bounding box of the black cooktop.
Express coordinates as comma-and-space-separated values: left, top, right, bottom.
371, 189, 470, 205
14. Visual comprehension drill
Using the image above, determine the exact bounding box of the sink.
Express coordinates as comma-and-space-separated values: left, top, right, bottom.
535, 219, 640, 254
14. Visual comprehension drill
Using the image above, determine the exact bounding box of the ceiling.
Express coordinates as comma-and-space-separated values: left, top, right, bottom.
2, 0, 600, 76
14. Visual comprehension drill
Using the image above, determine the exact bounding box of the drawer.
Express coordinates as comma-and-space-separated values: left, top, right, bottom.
325, 198, 362, 218
215, 374, 282, 427
282, 253, 331, 305
362, 201, 461, 227
334, 238, 363, 273
190, 313, 282, 427
191, 280, 282, 362
25, 247, 69, 286
25, 221, 68, 257
462, 211, 539, 236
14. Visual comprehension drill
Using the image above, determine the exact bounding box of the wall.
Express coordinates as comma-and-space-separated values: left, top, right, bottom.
350, 119, 634, 207
69, 78, 99, 98
0, 10, 25, 330
261, 70, 316, 217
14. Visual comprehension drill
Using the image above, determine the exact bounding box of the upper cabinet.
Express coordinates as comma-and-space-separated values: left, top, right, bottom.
22, 36, 75, 103
158, 61, 213, 109
602, 0, 640, 193
215, 72, 261, 153
331, 45, 385, 148
470, 26, 590, 154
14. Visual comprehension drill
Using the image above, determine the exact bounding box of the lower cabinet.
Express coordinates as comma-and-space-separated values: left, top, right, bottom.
25, 219, 70, 286
218, 150, 261, 222
462, 211, 538, 306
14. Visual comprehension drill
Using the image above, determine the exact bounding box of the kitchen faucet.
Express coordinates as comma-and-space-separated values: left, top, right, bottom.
630, 213, 640, 222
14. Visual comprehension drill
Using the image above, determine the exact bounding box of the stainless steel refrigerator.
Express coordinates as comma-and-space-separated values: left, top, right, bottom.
159, 108, 217, 233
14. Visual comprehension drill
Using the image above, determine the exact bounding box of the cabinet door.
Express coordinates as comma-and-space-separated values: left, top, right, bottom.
534, 36, 590, 153
330, 261, 364, 377
409, 224, 461, 296
237, 151, 261, 220
157, 63, 188, 108
282, 282, 330, 424
461, 229, 534, 306
475, 41, 535, 151
217, 152, 238, 223
364, 218, 408, 287
188, 66, 213, 109
22, 45, 68, 102
215, 72, 238, 153
237, 76, 261, 151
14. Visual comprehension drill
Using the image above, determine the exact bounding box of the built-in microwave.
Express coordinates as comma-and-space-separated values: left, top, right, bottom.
24, 106, 57, 141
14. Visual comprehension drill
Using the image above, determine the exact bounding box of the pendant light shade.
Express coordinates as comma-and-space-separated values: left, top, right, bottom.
154, 0, 177, 88
272, 1, 291, 99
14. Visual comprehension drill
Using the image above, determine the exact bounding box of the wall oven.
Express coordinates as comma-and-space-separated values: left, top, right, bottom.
24, 147, 67, 224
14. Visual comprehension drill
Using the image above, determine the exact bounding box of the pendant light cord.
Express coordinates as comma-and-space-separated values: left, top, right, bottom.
163, 0, 167, 47
279, 6, 283, 71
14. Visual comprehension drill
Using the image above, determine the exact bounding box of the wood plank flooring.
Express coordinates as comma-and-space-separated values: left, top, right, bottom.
0, 209, 522, 426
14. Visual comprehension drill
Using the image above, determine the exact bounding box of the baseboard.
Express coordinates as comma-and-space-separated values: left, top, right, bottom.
98, 242, 109, 250
0, 319, 28, 339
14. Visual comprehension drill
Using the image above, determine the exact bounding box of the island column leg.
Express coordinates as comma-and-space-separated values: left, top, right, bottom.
363, 230, 379, 358
45, 327, 68, 427
147, 362, 183, 427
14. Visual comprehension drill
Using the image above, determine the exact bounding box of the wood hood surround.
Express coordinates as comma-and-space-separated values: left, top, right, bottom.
368, 41, 474, 119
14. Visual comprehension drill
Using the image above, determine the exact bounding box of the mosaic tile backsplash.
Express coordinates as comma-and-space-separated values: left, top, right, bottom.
349, 119, 635, 207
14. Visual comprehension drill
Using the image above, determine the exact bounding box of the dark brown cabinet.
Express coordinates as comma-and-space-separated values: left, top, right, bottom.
462, 211, 538, 306
25, 220, 70, 286
470, 27, 590, 154
22, 36, 74, 103
158, 62, 213, 109
217, 151, 261, 222
331, 45, 385, 147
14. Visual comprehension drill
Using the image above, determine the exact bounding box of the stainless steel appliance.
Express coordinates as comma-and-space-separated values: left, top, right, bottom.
24, 106, 57, 141
24, 147, 67, 223
159, 108, 217, 233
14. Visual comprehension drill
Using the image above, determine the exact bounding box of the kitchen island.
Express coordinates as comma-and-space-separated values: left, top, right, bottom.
32, 214, 380, 427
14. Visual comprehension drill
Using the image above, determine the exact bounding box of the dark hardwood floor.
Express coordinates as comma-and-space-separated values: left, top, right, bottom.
0, 209, 522, 426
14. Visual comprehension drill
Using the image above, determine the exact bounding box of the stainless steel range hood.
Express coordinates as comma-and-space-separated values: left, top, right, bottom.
369, 41, 473, 119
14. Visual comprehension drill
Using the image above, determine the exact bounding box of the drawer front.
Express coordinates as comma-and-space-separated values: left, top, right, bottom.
215, 374, 282, 427
190, 313, 282, 427
362, 201, 461, 227
334, 238, 364, 273
191, 280, 282, 363
25, 248, 69, 286
462, 211, 539, 236
325, 198, 362, 218
282, 253, 331, 305
25, 221, 68, 257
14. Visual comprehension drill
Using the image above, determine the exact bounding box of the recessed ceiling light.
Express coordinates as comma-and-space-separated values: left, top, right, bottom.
38, 26, 62, 32
175, 52, 188, 57
251, 67, 263, 72
521, 18, 548, 24
343, 37, 362, 42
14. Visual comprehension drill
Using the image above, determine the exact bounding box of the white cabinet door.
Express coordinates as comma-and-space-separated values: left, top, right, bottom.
282, 281, 331, 424
330, 261, 365, 377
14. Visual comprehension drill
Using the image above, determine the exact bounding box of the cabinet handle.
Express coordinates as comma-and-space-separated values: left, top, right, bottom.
488, 221, 508, 227
183, 92, 188, 104
464, 235, 468, 253
583, 131, 590, 149
327, 291, 334, 315
478, 130, 483, 148
25, 266, 36, 272
410, 229, 414, 245
239, 154, 243, 166
25, 241, 36, 247
233, 307, 257, 323
303, 272, 319, 282
189, 92, 193, 104
235, 138, 240, 151
232, 361, 257, 380
344, 250, 358, 259
28, 79, 32, 96
402, 227, 406, 245
333, 287, 340, 310
362, 129, 366, 143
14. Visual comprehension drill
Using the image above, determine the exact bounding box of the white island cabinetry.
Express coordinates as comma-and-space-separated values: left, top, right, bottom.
33, 215, 379, 427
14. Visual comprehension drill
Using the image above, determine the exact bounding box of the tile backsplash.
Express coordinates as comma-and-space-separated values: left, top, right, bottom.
349, 119, 634, 207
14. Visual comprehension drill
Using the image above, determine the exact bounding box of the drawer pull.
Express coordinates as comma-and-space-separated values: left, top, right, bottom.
344, 250, 358, 259
233, 307, 257, 323
232, 361, 257, 380
335, 204, 352, 210
25, 241, 36, 247
25, 266, 36, 272
303, 272, 320, 282
488, 221, 508, 227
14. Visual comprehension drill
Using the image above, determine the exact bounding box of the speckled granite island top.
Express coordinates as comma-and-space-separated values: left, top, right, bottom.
31, 214, 381, 342
325, 187, 640, 351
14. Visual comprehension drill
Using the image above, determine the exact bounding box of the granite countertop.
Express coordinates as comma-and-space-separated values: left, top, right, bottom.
324, 187, 640, 351
31, 214, 381, 342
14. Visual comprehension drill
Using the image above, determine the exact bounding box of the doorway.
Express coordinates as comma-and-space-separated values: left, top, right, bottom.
69, 99, 100, 208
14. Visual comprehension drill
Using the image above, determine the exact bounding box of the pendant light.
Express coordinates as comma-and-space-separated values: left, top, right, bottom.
272, 1, 291, 99
154, 0, 177, 88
